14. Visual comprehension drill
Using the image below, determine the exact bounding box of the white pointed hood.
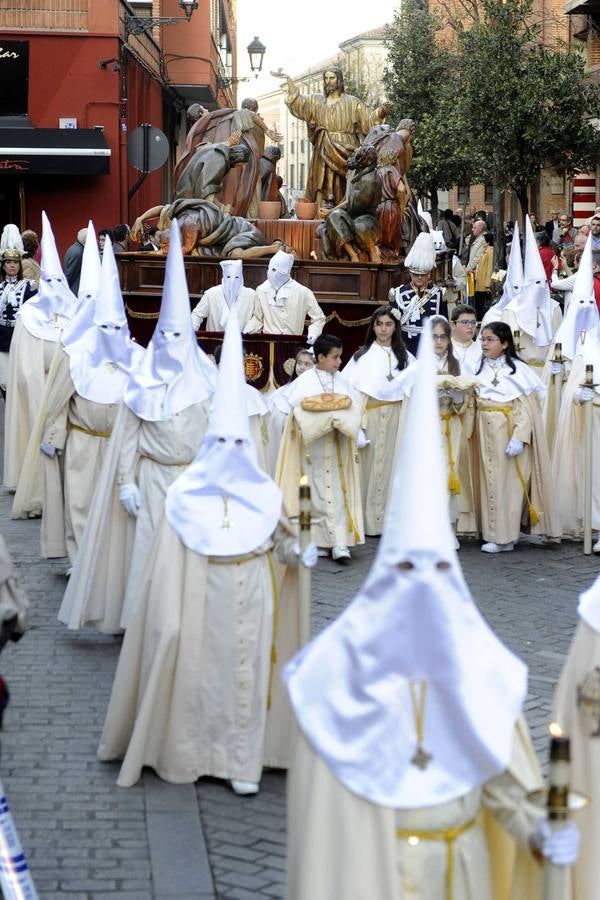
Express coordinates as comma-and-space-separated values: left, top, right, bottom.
124, 220, 215, 421
66, 238, 143, 403
62, 222, 101, 352
265, 249, 293, 292
578, 572, 600, 634
221, 259, 244, 307
553, 234, 600, 360
19, 211, 78, 341
509, 215, 554, 344
284, 320, 528, 809
492, 221, 523, 321
165, 310, 282, 557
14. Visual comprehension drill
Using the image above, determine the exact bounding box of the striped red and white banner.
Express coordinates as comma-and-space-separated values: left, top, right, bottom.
572, 171, 597, 226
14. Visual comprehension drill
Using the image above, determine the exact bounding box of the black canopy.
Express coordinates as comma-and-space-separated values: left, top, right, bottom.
0, 128, 110, 176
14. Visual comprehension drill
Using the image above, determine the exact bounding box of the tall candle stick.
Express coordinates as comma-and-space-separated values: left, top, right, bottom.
543, 723, 572, 900
298, 476, 312, 646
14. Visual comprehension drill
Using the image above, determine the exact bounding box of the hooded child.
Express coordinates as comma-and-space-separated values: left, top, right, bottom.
285, 320, 577, 900
97, 309, 316, 792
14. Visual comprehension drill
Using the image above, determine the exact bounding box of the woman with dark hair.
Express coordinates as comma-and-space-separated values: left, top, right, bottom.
432, 316, 478, 538
474, 322, 560, 553
344, 305, 414, 535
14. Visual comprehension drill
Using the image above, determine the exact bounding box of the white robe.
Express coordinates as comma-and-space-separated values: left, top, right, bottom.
287, 723, 544, 900
503, 305, 562, 371
98, 518, 299, 787
3, 318, 59, 493
191, 285, 258, 332
451, 338, 482, 375
245, 279, 326, 340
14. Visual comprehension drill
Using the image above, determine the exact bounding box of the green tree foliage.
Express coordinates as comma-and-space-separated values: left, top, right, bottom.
383, 0, 479, 218
456, 0, 600, 221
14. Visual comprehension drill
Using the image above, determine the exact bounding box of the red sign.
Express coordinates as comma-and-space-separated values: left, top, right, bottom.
0, 159, 29, 171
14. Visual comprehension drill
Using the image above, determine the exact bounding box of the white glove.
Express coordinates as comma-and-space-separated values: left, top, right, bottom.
505, 438, 524, 457
306, 334, 316, 346
356, 429, 370, 450
532, 819, 580, 867
40, 442, 57, 458
292, 542, 319, 569
119, 483, 141, 517
575, 386, 595, 405
447, 388, 465, 405
549, 361, 563, 376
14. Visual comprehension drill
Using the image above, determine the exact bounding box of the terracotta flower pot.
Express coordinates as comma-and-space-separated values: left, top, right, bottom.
257, 200, 281, 219
295, 199, 318, 220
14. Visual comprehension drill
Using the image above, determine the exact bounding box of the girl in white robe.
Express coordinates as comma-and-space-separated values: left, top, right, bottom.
475, 322, 560, 553
98, 311, 315, 792
343, 305, 414, 536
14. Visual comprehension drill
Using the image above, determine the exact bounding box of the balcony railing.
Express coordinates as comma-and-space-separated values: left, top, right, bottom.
0, 1, 89, 32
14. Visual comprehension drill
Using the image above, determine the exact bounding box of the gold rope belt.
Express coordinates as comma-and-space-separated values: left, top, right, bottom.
396, 817, 476, 900
208, 551, 263, 565
366, 399, 402, 410
477, 404, 539, 525
440, 412, 461, 495
68, 422, 111, 438
139, 453, 190, 467
527, 360, 545, 368
334, 431, 361, 542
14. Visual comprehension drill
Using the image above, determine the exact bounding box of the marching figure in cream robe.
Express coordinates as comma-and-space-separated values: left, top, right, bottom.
191, 259, 257, 332
58, 220, 215, 633
502, 215, 561, 370
39, 238, 143, 564
431, 315, 478, 537
481, 220, 523, 330
4, 212, 78, 496
245, 249, 325, 343
276, 333, 365, 561
475, 321, 561, 553
285, 322, 578, 900
553, 573, 600, 900
343, 305, 414, 536
98, 311, 316, 792
267, 348, 314, 474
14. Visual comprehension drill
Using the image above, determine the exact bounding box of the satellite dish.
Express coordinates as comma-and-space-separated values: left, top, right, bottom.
127, 124, 169, 173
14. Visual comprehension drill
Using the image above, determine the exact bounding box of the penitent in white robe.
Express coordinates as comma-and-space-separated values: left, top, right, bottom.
3, 318, 59, 494
98, 517, 299, 787
287, 722, 544, 900
502, 305, 562, 372
275, 368, 365, 549
40, 350, 119, 562
553, 616, 600, 900
245, 280, 326, 341
191, 285, 258, 332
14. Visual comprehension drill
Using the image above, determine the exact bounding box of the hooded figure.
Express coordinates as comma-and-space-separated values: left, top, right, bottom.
503, 215, 562, 368
389, 232, 447, 354
61, 221, 101, 353
98, 310, 315, 792
3, 212, 76, 493
553, 572, 600, 900
551, 238, 600, 546
37, 239, 144, 565
285, 322, 576, 900
191, 258, 258, 332
245, 249, 326, 345
482, 221, 524, 328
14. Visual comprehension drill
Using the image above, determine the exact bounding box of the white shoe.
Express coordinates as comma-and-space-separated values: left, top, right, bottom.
593, 539, 600, 554
331, 545, 351, 561
454, 536, 460, 550
481, 542, 514, 554
230, 779, 259, 796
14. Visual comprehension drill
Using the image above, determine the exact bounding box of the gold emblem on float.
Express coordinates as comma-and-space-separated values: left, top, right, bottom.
244, 352, 263, 382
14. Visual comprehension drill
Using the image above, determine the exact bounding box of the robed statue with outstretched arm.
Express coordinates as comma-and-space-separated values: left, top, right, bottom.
278, 67, 392, 207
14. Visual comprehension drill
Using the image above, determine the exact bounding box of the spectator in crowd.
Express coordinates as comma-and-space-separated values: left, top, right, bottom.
464, 219, 487, 278
544, 209, 560, 243
98, 229, 113, 253
528, 212, 541, 234
141, 227, 161, 252
593, 250, 600, 313
63, 227, 88, 295
554, 213, 577, 253
112, 224, 130, 253
589, 215, 600, 250
580, 223, 591, 238
537, 231, 555, 283
20, 230, 40, 284
474, 231, 494, 320
439, 208, 460, 250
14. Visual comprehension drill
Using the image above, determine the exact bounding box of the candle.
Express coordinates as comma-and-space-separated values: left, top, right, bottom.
547, 723, 570, 821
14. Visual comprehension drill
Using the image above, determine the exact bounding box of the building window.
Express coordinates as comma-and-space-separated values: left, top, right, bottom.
301, 139, 305, 153
300, 163, 305, 188
128, 0, 153, 14
290, 140, 295, 155
458, 184, 470, 205
290, 164, 295, 189
484, 183, 494, 204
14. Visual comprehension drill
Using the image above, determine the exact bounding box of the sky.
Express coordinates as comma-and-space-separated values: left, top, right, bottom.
235, 0, 398, 97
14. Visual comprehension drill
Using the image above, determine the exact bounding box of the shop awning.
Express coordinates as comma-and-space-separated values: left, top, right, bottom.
0, 128, 110, 176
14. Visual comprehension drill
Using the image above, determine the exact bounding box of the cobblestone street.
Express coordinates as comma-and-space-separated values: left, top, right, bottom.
0, 437, 597, 897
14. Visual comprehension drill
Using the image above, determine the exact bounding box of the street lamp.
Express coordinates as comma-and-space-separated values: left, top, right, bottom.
124, 0, 199, 36
217, 36, 267, 89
